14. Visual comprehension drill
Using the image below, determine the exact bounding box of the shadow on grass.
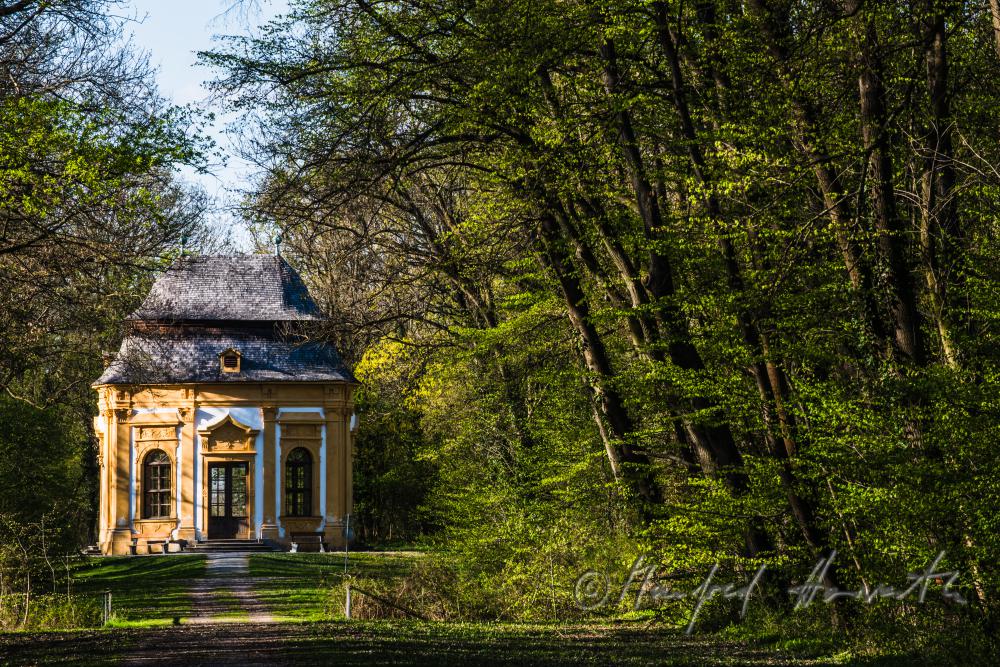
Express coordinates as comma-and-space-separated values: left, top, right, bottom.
243, 552, 421, 621
0, 621, 912, 666
71, 555, 206, 588
69, 555, 207, 621
249, 580, 330, 622
248, 552, 420, 580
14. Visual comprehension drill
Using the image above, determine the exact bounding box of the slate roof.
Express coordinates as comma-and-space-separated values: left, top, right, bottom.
128, 255, 321, 322
94, 331, 354, 385
95, 254, 354, 386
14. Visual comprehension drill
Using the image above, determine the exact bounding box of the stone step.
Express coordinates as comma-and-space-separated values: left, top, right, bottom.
187, 539, 283, 553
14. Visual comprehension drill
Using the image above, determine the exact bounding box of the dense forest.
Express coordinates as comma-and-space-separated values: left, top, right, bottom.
2, 0, 999, 660
0, 0, 216, 622
203, 0, 1000, 652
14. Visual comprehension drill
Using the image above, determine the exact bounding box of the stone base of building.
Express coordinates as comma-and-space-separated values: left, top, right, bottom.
99, 525, 356, 555
108, 529, 133, 555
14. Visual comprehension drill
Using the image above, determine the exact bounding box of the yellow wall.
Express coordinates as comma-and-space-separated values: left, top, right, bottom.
94, 382, 356, 555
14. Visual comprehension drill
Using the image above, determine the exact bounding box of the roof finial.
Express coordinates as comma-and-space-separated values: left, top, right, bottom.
275, 233, 283, 257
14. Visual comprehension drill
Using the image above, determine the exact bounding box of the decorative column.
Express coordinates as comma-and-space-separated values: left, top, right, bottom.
110, 407, 132, 554
98, 405, 113, 552
177, 405, 197, 543
261, 406, 279, 541
342, 409, 353, 520
324, 407, 347, 547
345, 408, 355, 519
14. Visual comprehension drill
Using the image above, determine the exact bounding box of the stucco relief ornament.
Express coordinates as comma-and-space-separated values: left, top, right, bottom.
210, 435, 245, 451
141, 426, 174, 441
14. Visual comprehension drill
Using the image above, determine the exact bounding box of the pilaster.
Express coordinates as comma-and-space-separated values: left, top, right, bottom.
345, 407, 355, 518
98, 404, 113, 551
111, 406, 132, 554
261, 406, 279, 540
324, 406, 347, 547
177, 404, 197, 542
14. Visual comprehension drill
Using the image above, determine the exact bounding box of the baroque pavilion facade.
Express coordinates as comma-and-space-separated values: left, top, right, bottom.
93, 255, 357, 555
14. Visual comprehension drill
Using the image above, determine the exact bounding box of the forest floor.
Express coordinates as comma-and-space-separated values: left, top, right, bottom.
0, 552, 938, 665
0, 620, 890, 666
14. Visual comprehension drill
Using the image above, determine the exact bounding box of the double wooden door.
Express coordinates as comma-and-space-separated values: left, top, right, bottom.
208, 462, 249, 539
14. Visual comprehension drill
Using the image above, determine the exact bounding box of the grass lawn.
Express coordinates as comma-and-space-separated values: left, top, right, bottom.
247, 550, 424, 578
68, 554, 206, 625
247, 551, 423, 622
63, 551, 421, 625
62, 552, 422, 626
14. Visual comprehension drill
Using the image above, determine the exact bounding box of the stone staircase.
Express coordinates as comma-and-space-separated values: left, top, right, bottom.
186, 539, 283, 553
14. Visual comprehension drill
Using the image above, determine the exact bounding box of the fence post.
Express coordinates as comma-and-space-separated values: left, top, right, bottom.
345, 582, 352, 620
103, 590, 111, 625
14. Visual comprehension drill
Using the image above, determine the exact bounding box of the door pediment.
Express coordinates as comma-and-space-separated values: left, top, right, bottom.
198, 413, 259, 453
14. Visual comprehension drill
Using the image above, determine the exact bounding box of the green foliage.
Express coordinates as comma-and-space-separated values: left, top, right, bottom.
0, 396, 88, 526
0, 1, 218, 572
0, 397, 93, 630
194, 0, 1000, 659
0, 593, 104, 632
353, 340, 439, 544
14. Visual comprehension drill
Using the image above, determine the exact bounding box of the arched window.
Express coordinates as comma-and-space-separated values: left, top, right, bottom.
285, 448, 312, 517
143, 449, 171, 518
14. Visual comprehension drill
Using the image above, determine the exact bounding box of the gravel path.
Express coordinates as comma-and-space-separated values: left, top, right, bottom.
187, 554, 274, 624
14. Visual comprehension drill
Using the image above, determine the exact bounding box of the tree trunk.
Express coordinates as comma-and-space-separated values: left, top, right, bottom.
652, 2, 834, 577
598, 34, 771, 558
919, 2, 961, 368
746, 0, 888, 349
989, 0, 1000, 60
535, 212, 663, 508
858, 14, 926, 365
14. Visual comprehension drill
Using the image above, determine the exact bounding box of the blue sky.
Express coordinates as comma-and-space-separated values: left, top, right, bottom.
127, 0, 290, 249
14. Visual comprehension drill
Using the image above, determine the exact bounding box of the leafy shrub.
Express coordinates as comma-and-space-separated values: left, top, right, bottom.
0, 593, 103, 631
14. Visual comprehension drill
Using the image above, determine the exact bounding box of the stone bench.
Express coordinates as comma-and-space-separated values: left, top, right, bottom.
146, 539, 168, 554
289, 532, 326, 553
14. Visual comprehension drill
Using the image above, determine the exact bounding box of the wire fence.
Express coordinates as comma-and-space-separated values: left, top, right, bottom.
343, 581, 428, 621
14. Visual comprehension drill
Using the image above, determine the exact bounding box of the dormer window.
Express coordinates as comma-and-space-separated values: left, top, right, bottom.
220, 348, 242, 373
